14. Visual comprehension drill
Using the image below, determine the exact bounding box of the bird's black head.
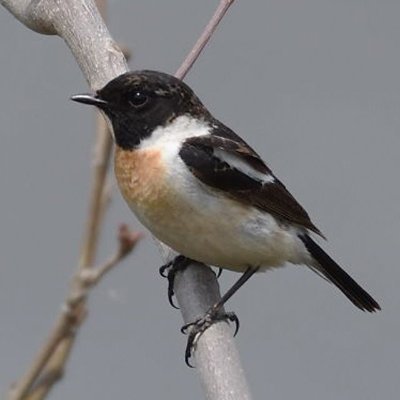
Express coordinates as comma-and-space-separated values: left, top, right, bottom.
71, 70, 210, 150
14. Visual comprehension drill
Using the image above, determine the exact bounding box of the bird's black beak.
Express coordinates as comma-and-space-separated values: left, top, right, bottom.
70, 94, 108, 108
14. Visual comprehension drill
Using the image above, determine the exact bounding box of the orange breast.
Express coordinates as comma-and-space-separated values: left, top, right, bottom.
114, 146, 176, 220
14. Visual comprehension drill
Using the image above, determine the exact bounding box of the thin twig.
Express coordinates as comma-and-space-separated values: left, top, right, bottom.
175, 0, 234, 80
7, 3, 132, 397
80, 225, 143, 285
23, 339, 75, 400
78, 112, 113, 268
9, 225, 140, 400
18, 119, 116, 400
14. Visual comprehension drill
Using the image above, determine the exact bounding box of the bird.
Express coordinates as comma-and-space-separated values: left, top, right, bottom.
71, 70, 380, 363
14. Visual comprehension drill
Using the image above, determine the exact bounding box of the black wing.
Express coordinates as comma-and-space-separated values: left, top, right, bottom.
179, 123, 322, 236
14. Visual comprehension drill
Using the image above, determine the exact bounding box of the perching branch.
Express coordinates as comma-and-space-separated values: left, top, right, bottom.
2, 0, 252, 399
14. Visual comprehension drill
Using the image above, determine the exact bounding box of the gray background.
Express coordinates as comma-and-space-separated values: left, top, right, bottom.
0, 1, 398, 399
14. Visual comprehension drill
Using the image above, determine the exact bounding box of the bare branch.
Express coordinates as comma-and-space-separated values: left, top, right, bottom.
175, 0, 235, 80
3, 3, 134, 396
81, 224, 143, 285
9, 225, 141, 400
79, 113, 112, 267
24, 339, 75, 400
0, 0, 56, 34
174, 264, 252, 400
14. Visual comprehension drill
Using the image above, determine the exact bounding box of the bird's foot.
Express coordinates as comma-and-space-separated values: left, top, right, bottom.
159, 255, 192, 309
181, 307, 239, 367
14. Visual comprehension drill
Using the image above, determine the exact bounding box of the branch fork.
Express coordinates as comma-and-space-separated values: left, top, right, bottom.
9, 224, 141, 400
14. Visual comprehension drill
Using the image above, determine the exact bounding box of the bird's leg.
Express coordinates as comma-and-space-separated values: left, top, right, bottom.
181, 266, 259, 367
159, 255, 193, 309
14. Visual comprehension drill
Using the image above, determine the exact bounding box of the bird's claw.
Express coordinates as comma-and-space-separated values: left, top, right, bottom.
159, 262, 171, 278
159, 255, 192, 309
181, 309, 240, 367
159, 261, 178, 308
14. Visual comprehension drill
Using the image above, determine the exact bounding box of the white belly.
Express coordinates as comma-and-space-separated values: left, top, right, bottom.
154, 203, 306, 272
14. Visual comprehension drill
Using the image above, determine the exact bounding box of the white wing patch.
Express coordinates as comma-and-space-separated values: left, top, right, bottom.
213, 148, 275, 184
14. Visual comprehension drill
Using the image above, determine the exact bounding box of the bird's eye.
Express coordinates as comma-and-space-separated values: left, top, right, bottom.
128, 91, 148, 108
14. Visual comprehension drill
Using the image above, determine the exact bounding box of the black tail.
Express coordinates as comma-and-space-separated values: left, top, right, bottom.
299, 234, 380, 312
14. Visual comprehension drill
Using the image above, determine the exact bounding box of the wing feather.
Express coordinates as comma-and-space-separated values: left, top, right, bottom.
179, 124, 322, 236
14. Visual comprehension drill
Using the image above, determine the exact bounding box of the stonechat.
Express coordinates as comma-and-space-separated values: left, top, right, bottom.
72, 70, 380, 363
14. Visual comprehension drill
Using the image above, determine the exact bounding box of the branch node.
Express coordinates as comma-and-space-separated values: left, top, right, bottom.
118, 224, 142, 257
78, 268, 99, 287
